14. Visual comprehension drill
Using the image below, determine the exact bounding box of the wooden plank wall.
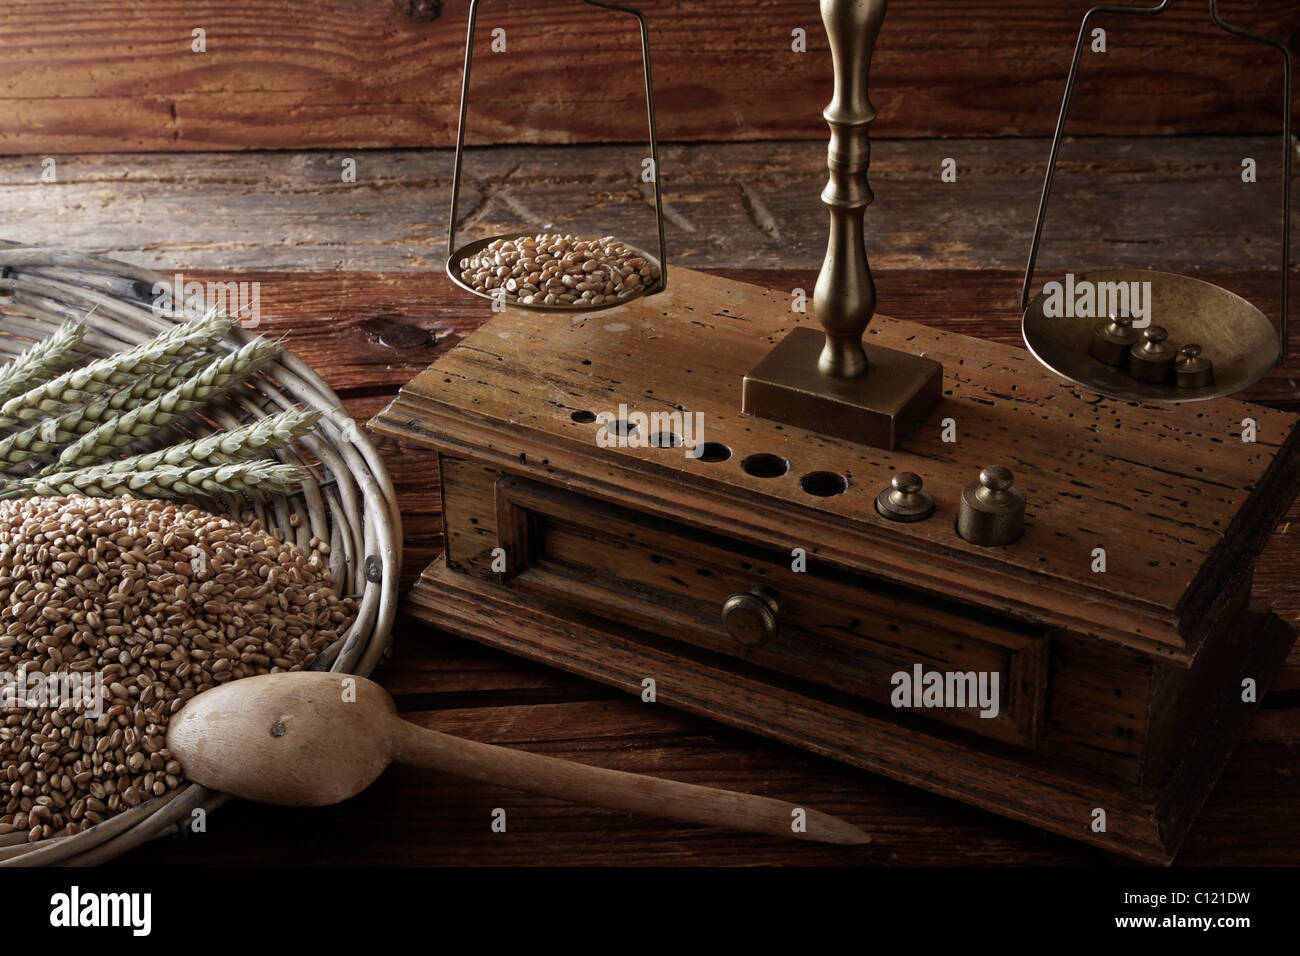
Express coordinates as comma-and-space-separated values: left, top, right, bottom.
0, 1, 1297, 152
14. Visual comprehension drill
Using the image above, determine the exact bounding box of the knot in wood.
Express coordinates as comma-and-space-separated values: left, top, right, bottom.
393, 0, 443, 21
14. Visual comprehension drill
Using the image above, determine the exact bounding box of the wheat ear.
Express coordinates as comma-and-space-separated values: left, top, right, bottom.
0, 323, 85, 403
0, 460, 307, 501
0, 355, 212, 466
59, 408, 322, 476
0, 309, 234, 424
53, 337, 280, 468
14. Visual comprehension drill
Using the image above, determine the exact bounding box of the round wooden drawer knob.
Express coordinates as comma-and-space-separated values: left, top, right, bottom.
721, 587, 780, 648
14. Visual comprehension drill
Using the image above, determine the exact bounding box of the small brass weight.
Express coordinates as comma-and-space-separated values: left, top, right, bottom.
957, 466, 1026, 547
742, 0, 942, 450
1088, 312, 1138, 367
1128, 326, 1177, 384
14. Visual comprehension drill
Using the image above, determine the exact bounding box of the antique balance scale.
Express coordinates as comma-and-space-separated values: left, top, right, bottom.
373, 0, 1299, 863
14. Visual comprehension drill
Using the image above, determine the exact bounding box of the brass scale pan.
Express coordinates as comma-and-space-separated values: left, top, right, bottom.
1021, 0, 1291, 404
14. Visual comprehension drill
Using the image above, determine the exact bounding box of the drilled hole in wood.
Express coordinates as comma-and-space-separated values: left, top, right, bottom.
651, 432, 682, 447
688, 441, 732, 463
741, 453, 790, 478
603, 419, 638, 438
799, 470, 848, 497
570, 410, 597, 423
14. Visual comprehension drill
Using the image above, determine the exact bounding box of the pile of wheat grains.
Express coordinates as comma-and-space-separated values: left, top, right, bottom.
458, 233, 661, 307
0, 496, 356, 843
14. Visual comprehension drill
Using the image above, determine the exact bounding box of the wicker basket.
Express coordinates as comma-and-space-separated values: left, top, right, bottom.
0, 246, 400, 864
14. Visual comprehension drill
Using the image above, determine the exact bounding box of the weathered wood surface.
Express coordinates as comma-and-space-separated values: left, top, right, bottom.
0, 137, 1293, 275
0, 1, 1296, 152
94, 267, 1300, 865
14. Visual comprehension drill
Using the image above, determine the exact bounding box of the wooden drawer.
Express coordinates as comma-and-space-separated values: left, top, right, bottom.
495, 476, 1048, 747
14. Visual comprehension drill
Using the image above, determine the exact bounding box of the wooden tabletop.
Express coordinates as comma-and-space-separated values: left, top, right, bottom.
3, 137, 1290, 865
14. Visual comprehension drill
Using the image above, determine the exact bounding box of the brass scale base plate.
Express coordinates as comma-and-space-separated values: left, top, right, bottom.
372, 267, 1300, 861
742, 326, 942, 449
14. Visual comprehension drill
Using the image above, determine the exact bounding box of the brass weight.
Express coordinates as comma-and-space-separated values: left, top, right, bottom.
1088, 313, 1139, 366
957, 466, 1026, 547
1174, 344, 1215, 389
875, 472, 935, 522
1128, 327, 1177, 385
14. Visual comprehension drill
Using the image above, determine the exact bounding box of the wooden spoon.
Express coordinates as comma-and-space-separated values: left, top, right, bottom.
166, 671, 869, 846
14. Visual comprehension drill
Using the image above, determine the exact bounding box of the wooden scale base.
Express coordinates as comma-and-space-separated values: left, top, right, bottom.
373, 268, 1300, 864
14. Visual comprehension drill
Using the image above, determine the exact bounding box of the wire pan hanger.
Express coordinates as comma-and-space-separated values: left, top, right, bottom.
445, 0, 668, 312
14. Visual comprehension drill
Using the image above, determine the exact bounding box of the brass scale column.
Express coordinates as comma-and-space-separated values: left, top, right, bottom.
743, 0, 941, 450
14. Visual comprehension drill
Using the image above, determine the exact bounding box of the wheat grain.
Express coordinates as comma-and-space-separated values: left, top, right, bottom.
459, 233, 660, 307
0, 495, 356, 841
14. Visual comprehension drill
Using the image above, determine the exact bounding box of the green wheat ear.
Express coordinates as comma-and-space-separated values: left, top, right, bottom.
58, 408, 322, 476
0, 309, 235, 425
0, 355, 212, 467
0, 309, 326, 508
0, 460, 308, 502
52, 337, 281, 469
0, 323, 84, 404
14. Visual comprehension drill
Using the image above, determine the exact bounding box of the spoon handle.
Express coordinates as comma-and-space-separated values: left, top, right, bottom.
389, 718, 869, 846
